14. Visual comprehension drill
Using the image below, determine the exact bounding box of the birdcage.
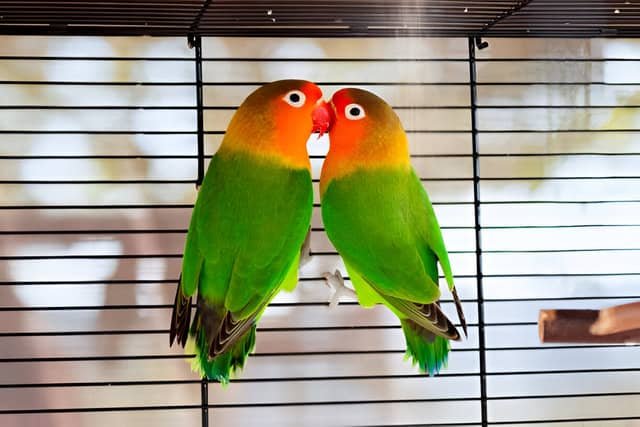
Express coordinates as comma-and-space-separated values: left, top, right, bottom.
1, 1, 640, 426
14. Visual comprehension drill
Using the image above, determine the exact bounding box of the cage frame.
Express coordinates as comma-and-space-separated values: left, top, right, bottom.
2, 1, 640, 426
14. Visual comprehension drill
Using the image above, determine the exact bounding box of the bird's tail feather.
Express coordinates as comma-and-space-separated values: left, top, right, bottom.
185, 295, 257, 384
401, 319, 450, 376
186, 322, 256, 385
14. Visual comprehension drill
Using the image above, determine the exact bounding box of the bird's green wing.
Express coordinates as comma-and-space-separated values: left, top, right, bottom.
322, 167, 441, 304
407, 169, 466, 334
345, 259, 459, 341
323, 166, 466, 334
408, 169, 455, 291
171, 150, 312, 353
208, 250, 302, 356
197, 150, 312, 317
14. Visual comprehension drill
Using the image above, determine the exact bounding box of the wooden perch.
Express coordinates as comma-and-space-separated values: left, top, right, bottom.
539, 302, 640, 344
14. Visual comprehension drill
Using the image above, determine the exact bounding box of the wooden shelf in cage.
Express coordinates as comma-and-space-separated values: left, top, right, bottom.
539, 302, 640, 344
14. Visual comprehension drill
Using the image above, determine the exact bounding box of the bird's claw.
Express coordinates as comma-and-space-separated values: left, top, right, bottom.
322, 269, 356, 308
298, 229, 312, 269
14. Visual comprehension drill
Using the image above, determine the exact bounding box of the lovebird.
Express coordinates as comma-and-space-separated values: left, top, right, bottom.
317, 88, 467, 375
170, 80, 329, 383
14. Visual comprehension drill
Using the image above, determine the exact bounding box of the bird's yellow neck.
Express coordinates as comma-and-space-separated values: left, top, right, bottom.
320, 128, 410, 195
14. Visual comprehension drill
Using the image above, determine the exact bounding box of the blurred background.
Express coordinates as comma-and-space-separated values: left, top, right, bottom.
0, 36, 639, 426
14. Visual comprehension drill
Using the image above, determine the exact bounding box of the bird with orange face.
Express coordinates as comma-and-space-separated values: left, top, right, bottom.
317, 88, 466, 375
170, 80, 328, 383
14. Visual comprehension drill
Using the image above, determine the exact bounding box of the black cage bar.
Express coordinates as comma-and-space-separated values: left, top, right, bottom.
2, 0, 640, 38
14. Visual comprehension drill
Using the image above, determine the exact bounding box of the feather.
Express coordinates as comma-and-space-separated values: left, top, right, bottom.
169, 274, 192, 348
385, 295, 460, 341
451, 286, 468, 337
401, 320, 451, 376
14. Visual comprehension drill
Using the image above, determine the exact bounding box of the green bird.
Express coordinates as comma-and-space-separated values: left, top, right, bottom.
170, 80, 328, 383
317, 88, 467, 375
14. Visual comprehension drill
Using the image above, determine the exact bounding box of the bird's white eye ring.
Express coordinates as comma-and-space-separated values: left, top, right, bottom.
283, 90, 306, 108
345, 103, 365, 120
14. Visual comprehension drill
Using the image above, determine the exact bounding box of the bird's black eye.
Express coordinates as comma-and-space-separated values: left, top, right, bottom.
283, 90, 306, 108
345, 103, 366, 120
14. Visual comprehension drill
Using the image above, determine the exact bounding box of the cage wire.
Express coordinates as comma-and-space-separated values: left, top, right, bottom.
1, 32, 640, 427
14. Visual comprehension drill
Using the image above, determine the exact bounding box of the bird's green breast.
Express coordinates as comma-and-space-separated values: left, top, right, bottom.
321, 167, 428, 248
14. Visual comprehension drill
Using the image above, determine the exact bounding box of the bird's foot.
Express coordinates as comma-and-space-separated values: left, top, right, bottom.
322, 269, 356, 308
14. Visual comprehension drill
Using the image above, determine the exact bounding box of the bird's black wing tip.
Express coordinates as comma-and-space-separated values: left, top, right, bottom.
170, 274, 192, 348
450, 286, 468, 339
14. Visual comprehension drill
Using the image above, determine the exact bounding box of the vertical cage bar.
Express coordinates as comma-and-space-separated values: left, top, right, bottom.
201, 377, 209, 427
468, 36, 488, 427
194, 34, 205, 187
190, 33, 208, 427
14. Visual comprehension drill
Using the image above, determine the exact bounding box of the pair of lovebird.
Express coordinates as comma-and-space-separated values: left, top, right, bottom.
169, 80, 467, 384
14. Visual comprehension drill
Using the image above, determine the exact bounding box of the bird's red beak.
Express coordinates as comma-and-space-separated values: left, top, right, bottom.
312, 100, 332, 138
